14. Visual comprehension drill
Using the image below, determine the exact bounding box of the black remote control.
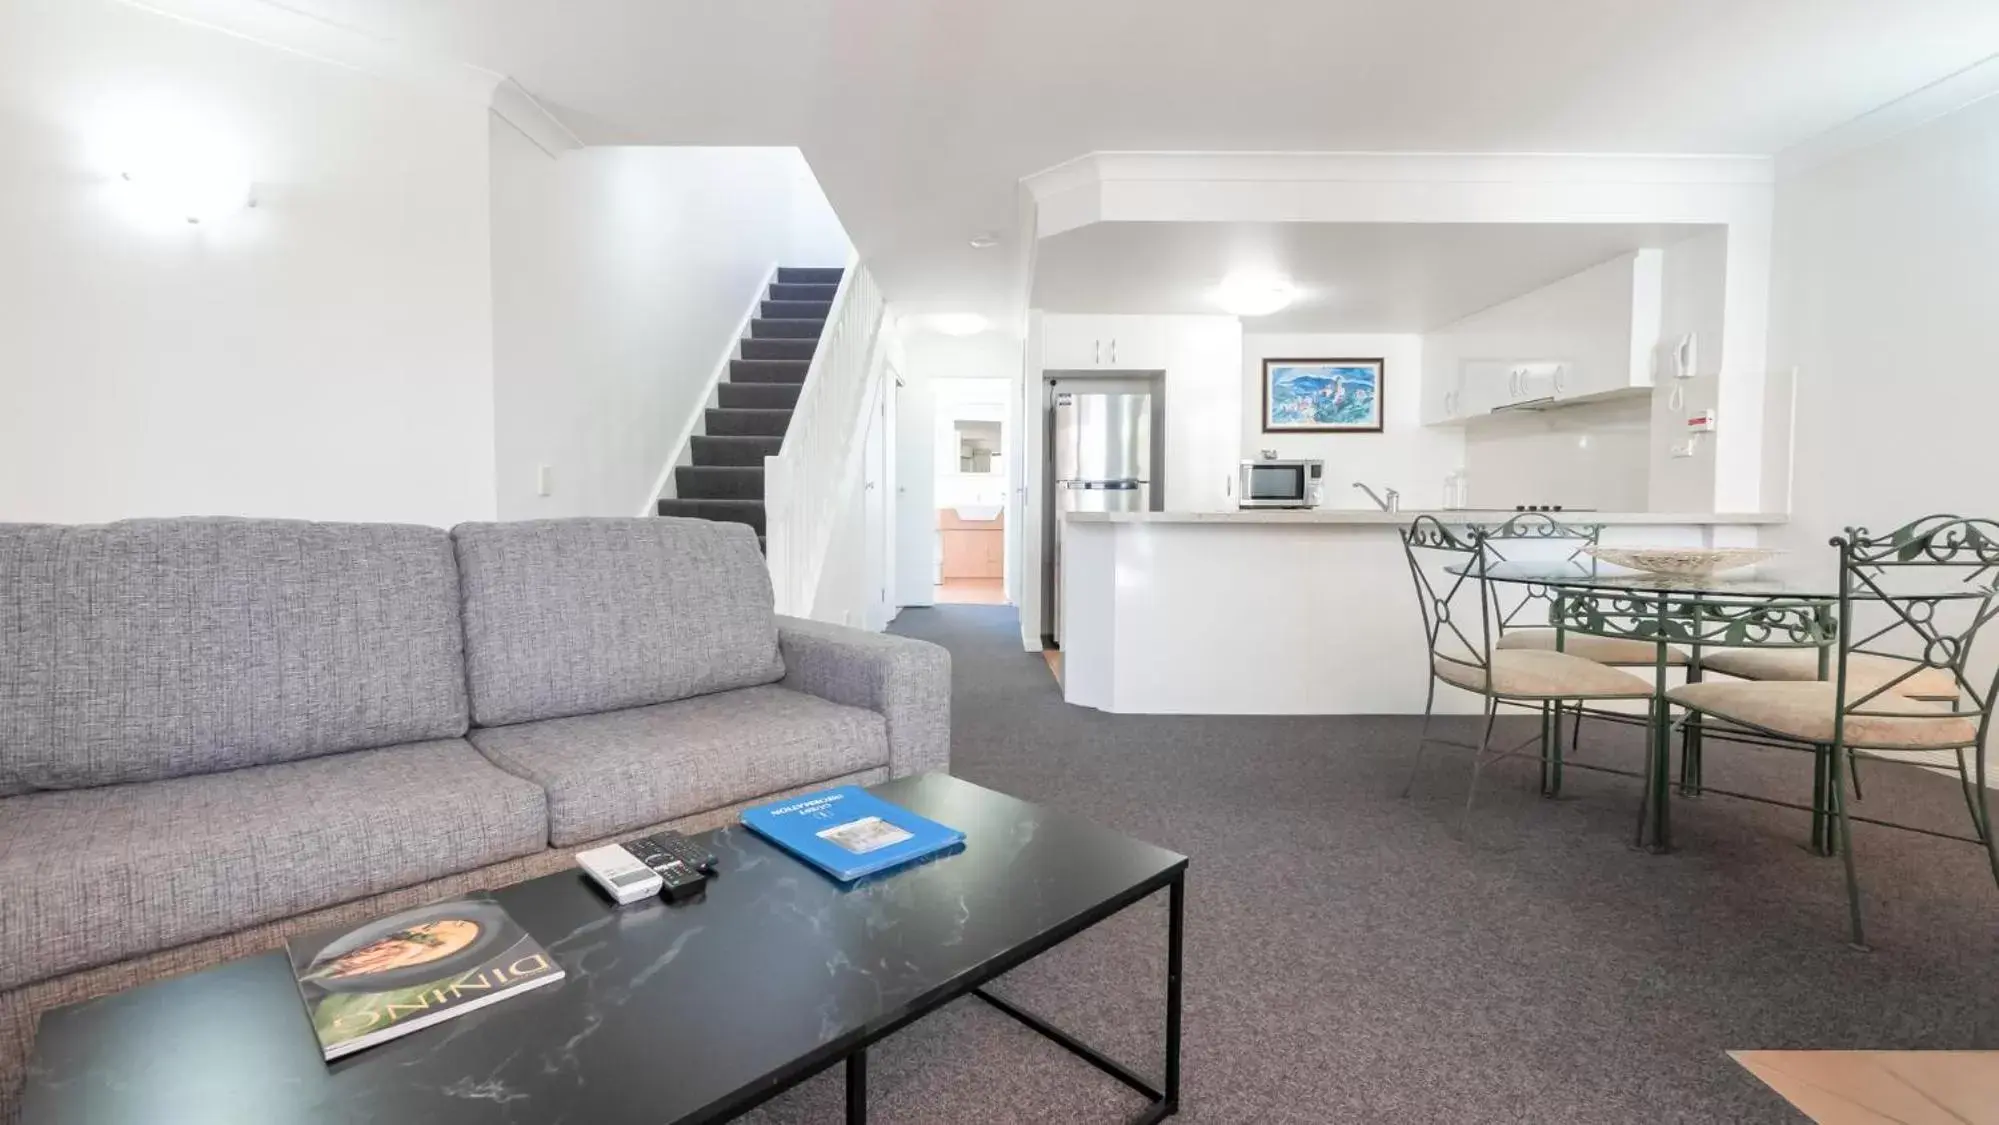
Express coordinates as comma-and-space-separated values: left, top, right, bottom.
651, 857, 707, 902
631, 831, 718, 874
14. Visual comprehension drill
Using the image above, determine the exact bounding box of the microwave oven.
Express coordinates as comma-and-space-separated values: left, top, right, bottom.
1238, 459, 1324, 508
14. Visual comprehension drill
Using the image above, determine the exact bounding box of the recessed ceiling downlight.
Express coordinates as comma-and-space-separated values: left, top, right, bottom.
929, 313, 990, 336
968, 233, 1000, 249
1213, 275, 1298, 317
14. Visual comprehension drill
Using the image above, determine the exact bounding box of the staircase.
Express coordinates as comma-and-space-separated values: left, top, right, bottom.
657, 266, 843, 549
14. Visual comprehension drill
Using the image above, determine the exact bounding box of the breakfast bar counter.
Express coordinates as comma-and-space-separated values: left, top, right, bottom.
1056, 510, 1785, 715
1065, 509, 1789, 526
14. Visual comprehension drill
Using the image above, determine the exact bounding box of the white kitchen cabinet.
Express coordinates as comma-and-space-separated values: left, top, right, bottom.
1552, 248, 1662, 402
1475, 361, 1565, 409
1159, 317, 1243, 512
1037, 312, 1241, 511
1040, 314, 1171, 371
1420, 339, 1465, 425
1421, 249, 1663, 421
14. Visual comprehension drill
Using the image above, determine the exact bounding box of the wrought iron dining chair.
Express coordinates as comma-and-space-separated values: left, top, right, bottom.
1399, 516, 1653, 835
1473, 512, 1692, 777
1664, 515, 1999, 947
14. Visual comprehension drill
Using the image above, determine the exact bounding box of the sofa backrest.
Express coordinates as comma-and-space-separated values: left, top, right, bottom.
452, 518, 784, 727
0, 519, 470, 792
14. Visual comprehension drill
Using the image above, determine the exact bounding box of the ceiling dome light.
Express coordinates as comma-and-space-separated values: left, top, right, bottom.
929, 313, 990, 336
1213, 275, 1297, 317
968, 233, 1000, 249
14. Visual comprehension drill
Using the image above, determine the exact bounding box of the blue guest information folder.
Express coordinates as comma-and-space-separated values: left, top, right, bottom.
741, 786, 965, 882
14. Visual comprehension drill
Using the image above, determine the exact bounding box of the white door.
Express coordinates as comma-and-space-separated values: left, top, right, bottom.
879, 375, 899, 627
862, 377, 889, 631
893, 369, 936, 606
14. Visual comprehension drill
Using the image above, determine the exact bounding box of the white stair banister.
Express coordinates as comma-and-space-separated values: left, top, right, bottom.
763, 257, 886, 617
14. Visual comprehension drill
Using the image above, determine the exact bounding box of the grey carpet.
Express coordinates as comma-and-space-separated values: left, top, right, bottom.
743, 605, 1999, 1123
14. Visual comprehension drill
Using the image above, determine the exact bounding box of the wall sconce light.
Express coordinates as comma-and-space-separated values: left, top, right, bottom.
119, 163, 253, 225
99, 109, 254, 226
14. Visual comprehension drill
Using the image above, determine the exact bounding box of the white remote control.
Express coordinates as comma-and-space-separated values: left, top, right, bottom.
576, 844, 663, 905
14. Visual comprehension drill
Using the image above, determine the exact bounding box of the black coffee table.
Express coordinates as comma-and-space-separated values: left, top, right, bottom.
23, 774, 1188, 1124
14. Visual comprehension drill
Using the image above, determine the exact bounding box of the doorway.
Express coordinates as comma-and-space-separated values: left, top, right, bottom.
933, 379, 1010, 604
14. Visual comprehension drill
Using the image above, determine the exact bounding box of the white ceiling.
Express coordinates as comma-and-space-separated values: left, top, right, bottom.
278, 0, 1999, 321
1032, 221, 1713, 332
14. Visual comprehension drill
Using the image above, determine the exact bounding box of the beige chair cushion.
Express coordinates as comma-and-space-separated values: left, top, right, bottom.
1698, 649, 1959, 701
1497, 629, 1689, 666
1434, 651, 1652, 700
1668, 681, 1978, 750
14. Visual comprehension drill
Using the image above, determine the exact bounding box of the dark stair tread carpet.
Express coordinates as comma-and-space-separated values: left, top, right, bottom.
730, 359, 811, 384
668, 267, 842, 549
718, 382, 801, 410
734, 604, 1999, 1124
770, 281, 839, 302
741, 338, 818, 361
749, 317, 827, 339
762, 300, 834, 320
674, 465, 763, 500
653, 497, 765, 535
777, 266, 843, 285
689, 435, 782, 466
704, 408, 792, 437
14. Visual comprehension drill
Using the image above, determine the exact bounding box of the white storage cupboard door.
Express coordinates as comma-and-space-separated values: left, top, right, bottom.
1042, 316, 1109, 368
1100, 321, 1170, 370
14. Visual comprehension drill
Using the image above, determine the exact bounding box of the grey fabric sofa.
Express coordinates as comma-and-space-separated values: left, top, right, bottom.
0, 516, 949, 1117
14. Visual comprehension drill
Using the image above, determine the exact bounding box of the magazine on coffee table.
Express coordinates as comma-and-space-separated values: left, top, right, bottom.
741, 785, 965, 881
286, 893, 564, 1060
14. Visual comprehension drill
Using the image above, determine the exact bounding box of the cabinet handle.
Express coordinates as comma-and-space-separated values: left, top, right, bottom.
1554, 366, 1567, 394
1094, 339, 1101, 365
1110, 338, 1118, 364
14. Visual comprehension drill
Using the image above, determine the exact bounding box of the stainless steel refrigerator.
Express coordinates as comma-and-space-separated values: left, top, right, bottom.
1045, 388, 1154, 645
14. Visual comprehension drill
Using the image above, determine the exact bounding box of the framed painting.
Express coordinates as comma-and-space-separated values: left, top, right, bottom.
1261, 358, 1384, 433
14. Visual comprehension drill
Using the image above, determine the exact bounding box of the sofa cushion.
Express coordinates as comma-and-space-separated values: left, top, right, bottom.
0, 519, 469, 792
0, 739, 547, 992
452, 518, 785, 727
469, 684, 889, 847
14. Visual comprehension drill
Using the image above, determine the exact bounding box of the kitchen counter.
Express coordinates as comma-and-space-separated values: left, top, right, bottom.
1064, 509, 1787, 526
1056, 510, 1771, 715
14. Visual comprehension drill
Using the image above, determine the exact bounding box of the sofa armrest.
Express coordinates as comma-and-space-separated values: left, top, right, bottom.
776, 616, 951, 778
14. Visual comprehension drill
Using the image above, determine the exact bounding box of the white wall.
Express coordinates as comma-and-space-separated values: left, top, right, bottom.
1241, 333, 1460, 509
1463, 397, 1652, 511
0, 0, 497, 527
490, 133, 849, 518
1766, 92, 1999, 555
1647, 229, 1729, 512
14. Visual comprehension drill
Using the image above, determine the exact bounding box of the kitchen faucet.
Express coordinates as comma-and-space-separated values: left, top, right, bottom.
1353, 482, 1400, 512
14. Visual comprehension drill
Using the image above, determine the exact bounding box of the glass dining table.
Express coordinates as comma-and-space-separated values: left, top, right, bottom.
1448, 559, 1993, 851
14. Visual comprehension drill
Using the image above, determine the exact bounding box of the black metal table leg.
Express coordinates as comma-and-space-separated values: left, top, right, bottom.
971, 872, 1184, 1123
1163, 870, 1183, 1114
847, 1047, 867, 1124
